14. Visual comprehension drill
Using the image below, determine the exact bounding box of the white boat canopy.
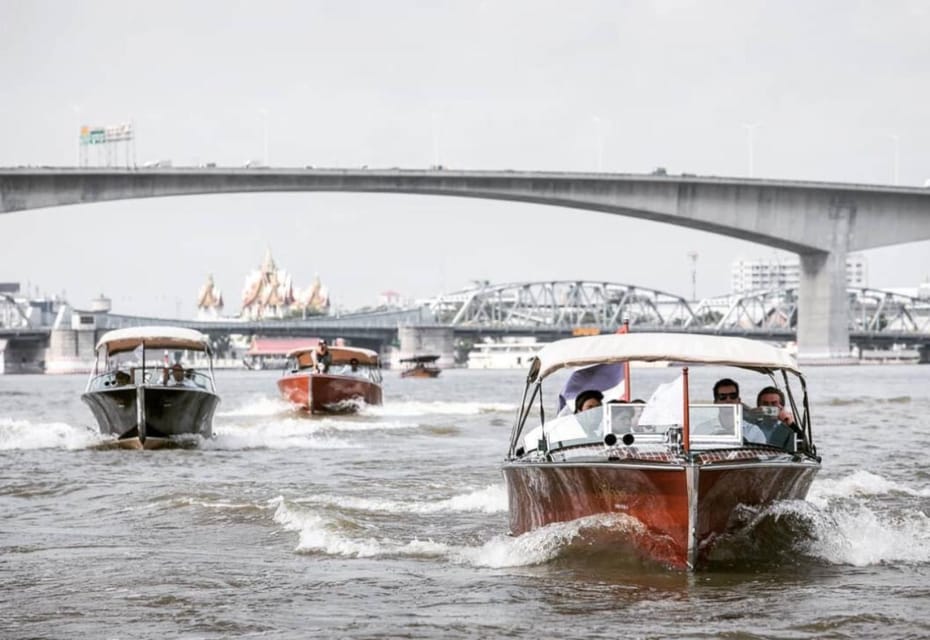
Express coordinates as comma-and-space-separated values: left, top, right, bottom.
529, 333, 800, 381
285, 345, 381, 366
96, 326, 213, 355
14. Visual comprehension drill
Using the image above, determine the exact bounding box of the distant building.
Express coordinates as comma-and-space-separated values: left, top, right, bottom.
378, 290, 406, 308
196, 274, 224, 319
730, 254, 868, 294
239, 248, 330, 320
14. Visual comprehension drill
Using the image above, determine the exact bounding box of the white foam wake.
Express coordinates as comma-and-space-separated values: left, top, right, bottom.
0, 417, 102, 450
294, 484, 508, 515
809, 469, 930, 502
272, 497, 638, 568
215, 395, 294, 417
363, 401, 515, 417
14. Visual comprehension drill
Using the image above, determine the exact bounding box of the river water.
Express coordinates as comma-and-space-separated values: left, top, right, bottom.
2, 365, 929, 639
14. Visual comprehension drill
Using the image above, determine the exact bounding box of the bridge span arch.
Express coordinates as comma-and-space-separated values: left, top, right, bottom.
3, 167, 930, 360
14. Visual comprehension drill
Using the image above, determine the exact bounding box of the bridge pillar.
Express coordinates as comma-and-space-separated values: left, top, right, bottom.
0, 337, 46, 374
395, 326, 455, 369
918, 344, 930, 365
45, 321, 97, 374
796, 201, 853, 363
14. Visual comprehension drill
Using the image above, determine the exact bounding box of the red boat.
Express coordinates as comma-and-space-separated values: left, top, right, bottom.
277, 345, 383, 413
502, 332, 821, 570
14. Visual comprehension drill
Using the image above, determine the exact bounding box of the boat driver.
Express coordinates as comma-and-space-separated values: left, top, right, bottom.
712, 378, 767, 444
312, 339, 332, 373
171, 362, 185, 385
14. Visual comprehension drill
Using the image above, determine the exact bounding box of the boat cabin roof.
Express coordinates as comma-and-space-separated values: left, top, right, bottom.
287, 345, 380, 366
96, 326, 212, 355
530, 332, 800, 381
400, 355, 440, 364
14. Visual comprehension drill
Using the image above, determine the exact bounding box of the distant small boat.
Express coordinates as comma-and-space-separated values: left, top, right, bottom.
82, 326, 220, 449
277, 345, 383, 413
399, 355, 442, 379
467, 337, 547, 369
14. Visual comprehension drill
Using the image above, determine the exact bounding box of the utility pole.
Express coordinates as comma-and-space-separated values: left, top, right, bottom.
890, 134, 900, 185
742, 123, 760, 178
688, 251, 699, 302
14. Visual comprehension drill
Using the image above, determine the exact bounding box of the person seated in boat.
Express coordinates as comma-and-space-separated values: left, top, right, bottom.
114, 370, 131, 386
711, 377, 766, 443
169, 363, 185, 385
745, 386, 797, 450
574, 389, 603, 413
312, 339, 332, 373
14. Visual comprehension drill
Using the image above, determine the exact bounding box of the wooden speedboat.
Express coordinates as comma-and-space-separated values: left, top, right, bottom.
502, 332, 821, 570
81, 326, 220, 449
277, 345, 383, 413
399, 354, 441, 378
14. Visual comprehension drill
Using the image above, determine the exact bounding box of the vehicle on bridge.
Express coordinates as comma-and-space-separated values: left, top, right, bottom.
278, 344, 383, 413
502, 332, 821, 570
399, 354, 441, 379
82, 326, 220, 450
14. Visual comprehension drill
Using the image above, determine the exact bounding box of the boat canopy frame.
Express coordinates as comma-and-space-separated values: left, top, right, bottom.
508, 334, 815, 460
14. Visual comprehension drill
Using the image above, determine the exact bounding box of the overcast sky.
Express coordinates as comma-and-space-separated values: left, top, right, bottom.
2, 0, 929, 318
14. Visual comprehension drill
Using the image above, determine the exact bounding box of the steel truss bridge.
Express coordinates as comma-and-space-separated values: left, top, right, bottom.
3, 281, 930, 349
427, 281, 930, 346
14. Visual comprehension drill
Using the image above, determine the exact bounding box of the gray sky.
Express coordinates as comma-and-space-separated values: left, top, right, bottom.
2, 0, 929, 317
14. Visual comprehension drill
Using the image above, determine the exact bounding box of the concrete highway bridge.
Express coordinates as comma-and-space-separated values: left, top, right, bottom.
2, 167, 930, 362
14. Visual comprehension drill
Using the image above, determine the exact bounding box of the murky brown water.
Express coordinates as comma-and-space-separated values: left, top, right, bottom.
2, 365, 929, 638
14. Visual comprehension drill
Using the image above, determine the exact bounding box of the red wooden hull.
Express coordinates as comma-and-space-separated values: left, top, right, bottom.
400, 367, 441, 378
502, 452, 819, 569
277, 372, 382, 413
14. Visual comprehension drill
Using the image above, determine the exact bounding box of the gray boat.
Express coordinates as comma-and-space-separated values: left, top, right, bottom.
82, 326, 220, 449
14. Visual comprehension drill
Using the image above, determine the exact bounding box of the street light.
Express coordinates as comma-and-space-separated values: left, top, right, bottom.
431, 113, 441, 168
71, 105, 81, 167
688, 251, 698, 302
742, 123, 760, 178
259, 108, 269, 166
592, 115, 605, 172
890, 134, 900, 186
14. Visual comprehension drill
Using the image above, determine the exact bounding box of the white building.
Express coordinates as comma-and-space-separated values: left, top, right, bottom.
731, 254, 868, 294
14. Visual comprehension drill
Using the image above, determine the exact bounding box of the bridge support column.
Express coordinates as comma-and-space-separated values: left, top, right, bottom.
797, 202, 853, 363
395, 326, 455, 369
918, 344, 930, 365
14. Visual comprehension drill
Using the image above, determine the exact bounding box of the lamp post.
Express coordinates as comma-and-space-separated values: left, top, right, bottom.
592, 115, 605, 172
688, 251, 698, 302
742, 123, 760, 178
260, 108, 269, 166
72, 105, 81, 167
890, 134, 900, 186
431, 113, 440, 168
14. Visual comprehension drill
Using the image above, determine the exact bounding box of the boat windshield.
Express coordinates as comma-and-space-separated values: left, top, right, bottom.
87, 347, 215, 392
522, 402, 747, 454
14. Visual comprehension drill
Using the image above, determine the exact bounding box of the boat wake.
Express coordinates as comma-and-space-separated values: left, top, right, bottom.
0, 417, 103, 450
215, 395, 295, 418
268, 468, 930, 571
290, 483, 508, 515
208, 415, 421, 450
363, 400, 515, 417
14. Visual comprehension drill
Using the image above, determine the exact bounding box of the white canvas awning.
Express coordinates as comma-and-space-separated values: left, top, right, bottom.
96, 326, 212, 355
530, 333, 800, 381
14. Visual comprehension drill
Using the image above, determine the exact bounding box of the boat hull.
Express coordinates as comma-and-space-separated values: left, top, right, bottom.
502, 452, 819, 569
400, 367, 441, 379
277, 372, 382, 413
82, 385, 220, 448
